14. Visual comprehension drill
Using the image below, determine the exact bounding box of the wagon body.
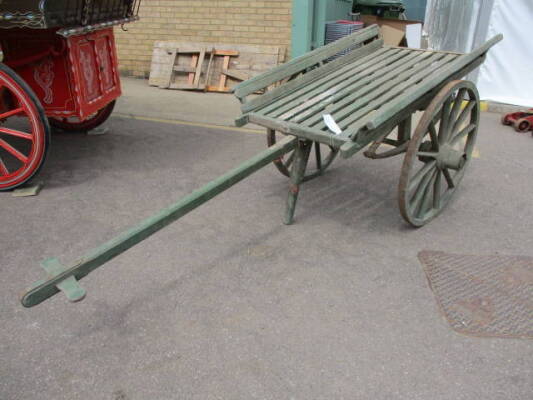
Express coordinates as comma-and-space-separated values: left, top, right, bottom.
19, 26, 502, 308
0, 1, 140, 190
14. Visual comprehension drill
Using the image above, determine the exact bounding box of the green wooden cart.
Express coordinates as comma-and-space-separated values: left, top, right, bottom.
21, 25, 502, 307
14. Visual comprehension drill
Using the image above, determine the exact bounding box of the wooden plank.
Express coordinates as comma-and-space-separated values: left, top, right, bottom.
204, 48, 216, 92
223, 69, 250, 81
193, 48, 206, 88
364, 34, 503, 131
241, 39, 384, 114
233, 25, 380, 99
188, 54, 198, 85
158, 48, 177, 89
219, 54, 231, 90
295, 49, 432, 128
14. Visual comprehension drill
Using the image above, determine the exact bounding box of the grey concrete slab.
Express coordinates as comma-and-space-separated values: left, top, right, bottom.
1, 113, 532, 400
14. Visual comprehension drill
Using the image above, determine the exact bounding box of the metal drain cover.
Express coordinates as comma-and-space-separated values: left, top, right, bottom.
418, 251, 533, 339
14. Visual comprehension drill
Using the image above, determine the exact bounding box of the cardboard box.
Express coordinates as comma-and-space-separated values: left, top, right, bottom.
361, 15, 423, 47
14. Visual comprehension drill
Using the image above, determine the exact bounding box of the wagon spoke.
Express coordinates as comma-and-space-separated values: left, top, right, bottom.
433, 170, 442, 209
418, 171, 437, 217
410, 169, 436, 215
428, 121, 439, 150
452, 100, 475, 134
442, 168, 455, 188
0, 157, 9, 176
417, 151, 438, 158
0, 127, 33, 140
315, 142, 322, 170
450, 123, 476, 148
0, 138, 28, 163
0, 107, 25, 120
408, 160, 436, 192
448, 88, 467, 133
438, 97, 453, 145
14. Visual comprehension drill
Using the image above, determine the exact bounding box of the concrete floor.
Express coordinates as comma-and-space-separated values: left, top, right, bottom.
1, 85, 532, 399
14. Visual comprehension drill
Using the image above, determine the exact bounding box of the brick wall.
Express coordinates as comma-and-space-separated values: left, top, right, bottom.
114, 0, 292, 77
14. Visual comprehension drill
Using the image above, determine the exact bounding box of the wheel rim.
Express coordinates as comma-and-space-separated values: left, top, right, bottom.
517, 120, 530, 132
0, 67, 49, 190
399, 80, 480, 227
267, 129, 338, 182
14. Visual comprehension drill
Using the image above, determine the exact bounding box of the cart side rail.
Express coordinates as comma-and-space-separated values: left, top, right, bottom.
233, 24, 380, 103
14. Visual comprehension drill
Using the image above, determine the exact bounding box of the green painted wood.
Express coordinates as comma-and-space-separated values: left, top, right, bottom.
233, 25, 380, 99
247, 113, 348, 149
339, 53, 456, 134
243, 40, 385, 114
364, 34, 503, 131
21, 136, 298, 308
300, 50, 437, 129
262, 48, 402, 120
284, 140, 312, 225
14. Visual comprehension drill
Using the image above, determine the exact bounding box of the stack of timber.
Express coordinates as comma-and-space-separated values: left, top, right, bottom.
149, 42, 285, 93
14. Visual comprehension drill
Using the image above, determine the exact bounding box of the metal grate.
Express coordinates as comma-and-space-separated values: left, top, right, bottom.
419, 250, 533, 339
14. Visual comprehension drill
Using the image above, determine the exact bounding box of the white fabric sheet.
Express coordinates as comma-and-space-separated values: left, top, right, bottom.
476, 0, 533, 106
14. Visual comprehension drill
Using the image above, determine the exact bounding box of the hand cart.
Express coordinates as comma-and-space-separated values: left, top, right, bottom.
0, 0, 141, 190
20, 25, 502, 308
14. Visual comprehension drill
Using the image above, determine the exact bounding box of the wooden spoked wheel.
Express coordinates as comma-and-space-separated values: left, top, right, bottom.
49, 100, 115, 132
267, 129, 338, 182
0, 63, 50, 191
399, 80, 480, 227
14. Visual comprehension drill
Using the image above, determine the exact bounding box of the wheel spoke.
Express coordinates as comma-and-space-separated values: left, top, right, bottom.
418, 171, 436, 218
315, 142, 322, 171
0, 107, 24, 120
0, 138, 28, 163
442, 168, 455, 188
438, 97, 453, 145
433, 170, 442, 209
450, 123, 476, 148
428, 121, 439, 150
408, 160, 437, 192
0, 127, 33, 140
410, 168, 436, 215
0, 156, 9, 176
448, 88, 467, 133
417, 151, 438, 158
452, 100, 475, 134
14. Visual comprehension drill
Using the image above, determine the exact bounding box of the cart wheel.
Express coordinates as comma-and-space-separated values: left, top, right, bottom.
0, 63, 50, 191
267, 129, 338, 182
49, 100, 115, 132
501, 114, 512, 126
399, 80, 479, 227
513, 118, 530, 133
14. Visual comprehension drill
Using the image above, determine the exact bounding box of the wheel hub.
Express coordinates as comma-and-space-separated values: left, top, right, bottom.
436, 144, 466, 170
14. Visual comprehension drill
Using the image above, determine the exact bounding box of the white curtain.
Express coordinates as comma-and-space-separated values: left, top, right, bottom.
476, 0, 533, 107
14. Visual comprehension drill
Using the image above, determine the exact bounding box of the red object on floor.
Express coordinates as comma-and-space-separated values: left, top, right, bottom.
501, 109, 533, 134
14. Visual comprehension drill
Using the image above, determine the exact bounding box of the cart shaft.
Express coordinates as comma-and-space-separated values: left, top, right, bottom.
21, 136, 298, 307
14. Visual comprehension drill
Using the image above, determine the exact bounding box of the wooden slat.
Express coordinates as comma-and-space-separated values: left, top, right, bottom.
337, 54, 456, 133
268, 48, 410, 121
233, 25, 380, 99
193, 48, 206, 87
296, 49, 432, 128
241, 39, 384, 114
364, 34, 503, 131
259, 46, 397, 117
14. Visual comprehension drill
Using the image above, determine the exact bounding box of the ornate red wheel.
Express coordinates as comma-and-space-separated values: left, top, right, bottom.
49, 100, 115, 132
0, 63, 50, 191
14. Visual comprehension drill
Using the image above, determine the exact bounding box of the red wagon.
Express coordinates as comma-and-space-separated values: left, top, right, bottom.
0, 0, 140, 190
